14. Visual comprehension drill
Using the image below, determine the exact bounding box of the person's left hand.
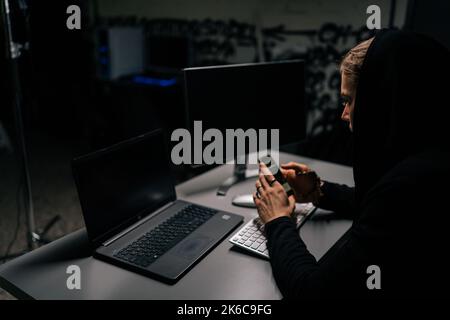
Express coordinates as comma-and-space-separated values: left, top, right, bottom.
253, 163, 296, 224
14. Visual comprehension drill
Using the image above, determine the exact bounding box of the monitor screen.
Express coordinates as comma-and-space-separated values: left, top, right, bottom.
72, 130, 176, 246
404, 0, 450, 50
183, 60, 306, 147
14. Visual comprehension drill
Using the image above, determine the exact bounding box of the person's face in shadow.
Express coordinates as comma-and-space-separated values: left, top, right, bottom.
340, 74, 356, 132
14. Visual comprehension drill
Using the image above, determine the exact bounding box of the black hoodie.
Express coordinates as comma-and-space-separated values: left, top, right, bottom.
265, 29, 450, 299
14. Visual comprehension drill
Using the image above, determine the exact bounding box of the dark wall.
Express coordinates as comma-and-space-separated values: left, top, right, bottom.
0, 2, 13, 136
28, 0, 92, 137
404, 0, 450, 50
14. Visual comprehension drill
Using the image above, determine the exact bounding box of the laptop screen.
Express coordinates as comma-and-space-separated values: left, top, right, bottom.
72, 130, 176, 246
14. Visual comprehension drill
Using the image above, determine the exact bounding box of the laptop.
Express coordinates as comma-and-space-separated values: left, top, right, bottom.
72, 130, 243, 284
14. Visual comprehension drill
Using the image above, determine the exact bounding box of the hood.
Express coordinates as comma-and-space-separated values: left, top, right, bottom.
352, 29, 450, 204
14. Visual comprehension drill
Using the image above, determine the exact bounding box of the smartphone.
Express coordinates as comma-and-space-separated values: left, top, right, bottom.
258, 155, 294, 196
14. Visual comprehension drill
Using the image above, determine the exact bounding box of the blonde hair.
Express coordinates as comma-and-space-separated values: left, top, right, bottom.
340, 37, 374, 88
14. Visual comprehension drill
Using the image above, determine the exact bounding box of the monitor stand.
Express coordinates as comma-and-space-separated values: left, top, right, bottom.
217, 163, 248, 196
217, 161, 259, 208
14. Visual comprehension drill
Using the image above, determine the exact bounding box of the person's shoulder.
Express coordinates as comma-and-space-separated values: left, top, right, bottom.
362, 149, 450, 210
384, 149, 450, 186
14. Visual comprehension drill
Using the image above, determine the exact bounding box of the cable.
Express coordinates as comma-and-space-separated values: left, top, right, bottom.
1, 173, 24, 263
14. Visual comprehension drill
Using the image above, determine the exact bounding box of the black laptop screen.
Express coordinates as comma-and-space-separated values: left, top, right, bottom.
73, 131, 176, 246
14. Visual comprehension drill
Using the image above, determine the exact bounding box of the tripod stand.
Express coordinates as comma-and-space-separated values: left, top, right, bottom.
1, 0, 60, 262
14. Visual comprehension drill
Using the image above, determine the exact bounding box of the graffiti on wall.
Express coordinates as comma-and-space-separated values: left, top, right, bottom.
100, 16, 377, 136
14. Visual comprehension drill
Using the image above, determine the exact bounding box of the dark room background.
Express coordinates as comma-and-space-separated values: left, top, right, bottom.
2, 0, 449, 299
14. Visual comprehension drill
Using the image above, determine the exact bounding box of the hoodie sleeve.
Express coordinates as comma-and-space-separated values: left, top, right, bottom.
316, 181, 357, 219
264, 171, 418, 299
264, 216, 372, 299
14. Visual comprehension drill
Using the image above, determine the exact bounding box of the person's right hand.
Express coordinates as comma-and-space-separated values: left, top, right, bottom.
280, 162, 321, 203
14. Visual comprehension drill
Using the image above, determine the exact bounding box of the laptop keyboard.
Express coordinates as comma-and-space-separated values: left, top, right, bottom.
114, 205, 217, 267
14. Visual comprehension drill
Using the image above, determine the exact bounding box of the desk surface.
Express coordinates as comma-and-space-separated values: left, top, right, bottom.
0, 153, 354, 299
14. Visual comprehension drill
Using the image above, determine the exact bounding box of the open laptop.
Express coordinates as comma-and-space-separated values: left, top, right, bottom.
72, 130, 243, 284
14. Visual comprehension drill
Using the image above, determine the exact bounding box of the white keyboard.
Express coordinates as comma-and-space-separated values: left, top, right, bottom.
229, 203, 316, 258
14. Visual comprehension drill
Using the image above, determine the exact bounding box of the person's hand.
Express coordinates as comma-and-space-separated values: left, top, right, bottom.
280, 162, 321, 203
253, 163, 296, 224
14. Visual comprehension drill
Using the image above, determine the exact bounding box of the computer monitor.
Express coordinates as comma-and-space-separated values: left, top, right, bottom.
184, 60, 305, 145
404, 0, 450, 50
183, 60, 306, 197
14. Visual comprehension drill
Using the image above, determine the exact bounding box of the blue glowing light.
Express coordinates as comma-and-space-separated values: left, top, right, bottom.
132, 76, 177, 87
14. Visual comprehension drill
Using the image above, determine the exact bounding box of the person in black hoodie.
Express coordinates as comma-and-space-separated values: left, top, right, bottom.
253, 29, 450, 299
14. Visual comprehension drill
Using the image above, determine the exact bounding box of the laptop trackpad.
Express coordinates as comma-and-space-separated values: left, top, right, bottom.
175, 236, 213, 259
